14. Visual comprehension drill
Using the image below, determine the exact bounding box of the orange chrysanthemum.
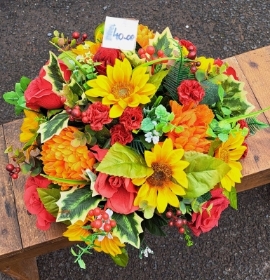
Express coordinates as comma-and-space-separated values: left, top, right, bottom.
137, 24, 155, 48
167, 101, 214, 153
41, 126, 95, 189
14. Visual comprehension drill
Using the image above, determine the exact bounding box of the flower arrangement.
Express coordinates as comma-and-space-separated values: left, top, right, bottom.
3, 20, 270, 268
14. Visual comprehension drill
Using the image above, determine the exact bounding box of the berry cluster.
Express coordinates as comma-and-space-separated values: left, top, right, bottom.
71, 31, 88, 44
65, 105, 82, 122
88, 207, 117, 233
166, 209, 187, 234
138, 45, 168, 64
6, 163, 21, 180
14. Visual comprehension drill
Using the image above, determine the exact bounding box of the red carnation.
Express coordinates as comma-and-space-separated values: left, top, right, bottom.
84, 102, 112, 131
110, 124, 133, 145
177, 80, 205, 105
93, 47, 122, 75
119, 107, 143, 130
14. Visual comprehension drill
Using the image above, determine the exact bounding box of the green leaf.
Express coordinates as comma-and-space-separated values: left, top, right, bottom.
43, 51, 66, 93
20, 76, 31, 91
37, 111, 69, 143
112, 212, 143, 248
37, 188, 61, 217
96, 143, 153, 179
148, 69, 169, 91
183, 151, 231, 199
223, 188, 238, 210
110, 247, 129, 267
200, 80, 220, 105
246, 117, 270, 135
141, 117, 155, 132
142, 213, 167, 236
56, 187, 102, 224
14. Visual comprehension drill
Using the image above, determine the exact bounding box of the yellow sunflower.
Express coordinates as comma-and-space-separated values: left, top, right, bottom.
63, 217, 125, 257
133, 138, 189, 214
85, 58, 156, 118
20, 110, 41, 143
215, 131, 247, 191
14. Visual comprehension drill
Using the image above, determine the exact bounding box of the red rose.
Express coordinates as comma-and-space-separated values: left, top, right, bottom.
110, 124, 133, 145
188, 188, 229, 236
93, 47, 122, 75
94, 173, 138, 214
84, 102, 112, 131
119, 107, 143, 130
25, 60, 71, 110
23, 175, 56, 230
177, 80, 205, 105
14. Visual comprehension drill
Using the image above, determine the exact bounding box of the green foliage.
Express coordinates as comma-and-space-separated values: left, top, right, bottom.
37, 111, 69, 143
246, 117, 269, 135
56, 187, 102, 224
3, 76, 30, 115
112, 212, 144, 248
37, 188, 61, 217
200, 80, 220, 105
223, 188, 238, 210
142, 213, 167, 236
110, 247, 129, 267
183, 151, 231, 199
96, 143, 153, 178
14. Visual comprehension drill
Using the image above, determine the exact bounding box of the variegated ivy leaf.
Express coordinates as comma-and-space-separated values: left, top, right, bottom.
43, 51, 66, 93
56, 187, 102, 224
38, 111, 69, 143
112, 212, 143, 248
96, 143, 153, 178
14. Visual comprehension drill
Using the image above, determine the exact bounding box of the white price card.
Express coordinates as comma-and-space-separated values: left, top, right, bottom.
102, 17, 139, 51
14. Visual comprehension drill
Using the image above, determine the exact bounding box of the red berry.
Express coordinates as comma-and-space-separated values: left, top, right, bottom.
110, 220, 117, 228
196, 61, 201, 67
71, 108, 81, 118
93, 207, 101, 216
11, 173, 19, 180
146, 46, 155, 55
91, 219, 102, 229
88, 209, 94, 216
6, 164, 14, 172
140, 53, 147, 59
168, 220, 174, 227
14, 167, 21, 173
104, 223, 112, 232
138, 48, 146, 56
102, 212, 109, 220
174, 218, 184, 228
157, 50, 164, 57
72, 31, 80, 39
190, 65, 197, 73
166, 211, 173, 219
82, 33, 88, 40
176, 210, 182, 216
82, 116, 89, 123
183, 219, 187, 225
178, 227, 185, 234
187, 51, 197, 59
60, 96, 66, 103
188, 46, 194, 51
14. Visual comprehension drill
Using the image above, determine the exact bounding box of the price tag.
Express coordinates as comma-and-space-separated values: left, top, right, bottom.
102, 16, 139, 51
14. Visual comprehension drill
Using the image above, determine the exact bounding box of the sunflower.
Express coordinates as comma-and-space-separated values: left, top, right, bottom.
63, 217, 125, 257
85, 58, 156, 118
133, 138, 189, 214
20, 110, 41, 143
215, 131, 247, 191
40, 126, 96, 190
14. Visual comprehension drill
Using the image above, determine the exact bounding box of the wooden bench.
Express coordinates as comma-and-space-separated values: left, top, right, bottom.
1, 45, 270, 280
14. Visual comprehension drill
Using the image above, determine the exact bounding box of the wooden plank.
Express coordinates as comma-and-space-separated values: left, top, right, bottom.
0, 124, 22, 256
2, 120, 67, 251
0, 257, 39, 280
224, 50, 270, 192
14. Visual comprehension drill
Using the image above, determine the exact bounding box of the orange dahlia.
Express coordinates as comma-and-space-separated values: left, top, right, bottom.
41, 126, 95, 189
167, 101, 214, 153
137, 24, 155, 48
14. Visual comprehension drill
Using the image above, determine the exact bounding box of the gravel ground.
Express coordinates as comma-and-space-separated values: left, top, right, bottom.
0, 0, 270, 279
